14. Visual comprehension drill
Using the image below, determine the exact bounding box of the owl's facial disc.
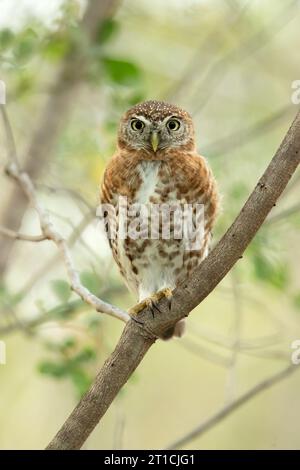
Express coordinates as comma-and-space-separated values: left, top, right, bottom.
126, 115, 188, 152
119, 100, 195, 154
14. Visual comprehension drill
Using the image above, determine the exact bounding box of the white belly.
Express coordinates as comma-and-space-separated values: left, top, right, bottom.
117, 161, 185, 301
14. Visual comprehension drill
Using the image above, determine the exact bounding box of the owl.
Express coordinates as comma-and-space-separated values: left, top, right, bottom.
100, 100, 219, 339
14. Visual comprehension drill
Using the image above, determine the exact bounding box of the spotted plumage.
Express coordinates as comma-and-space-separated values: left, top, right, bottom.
100, 100, 219, 338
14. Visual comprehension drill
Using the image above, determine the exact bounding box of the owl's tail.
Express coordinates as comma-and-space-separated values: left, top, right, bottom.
161, 319, 186, 340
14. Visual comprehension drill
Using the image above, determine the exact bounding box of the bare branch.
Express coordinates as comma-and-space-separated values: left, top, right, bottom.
6, 161, 129, 324
202, 104, 292, 157
19, 210, 94, 296
0, 105, 130, 325
178, 337, 232, 368
0, 225, 47, 242
167, 364, 298, 449
265, 202, 300, 225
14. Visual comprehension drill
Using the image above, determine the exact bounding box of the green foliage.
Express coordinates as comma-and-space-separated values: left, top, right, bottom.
252, 252, 288, 290
84, 312, 102, 331
38, 341, 96, 398
51, 280, 71, 303
13, 70, 35, 97
38, 361, 69, 378
80, 271, 100, 295
42, 34, 71, 61
102, 57, 142, 85
247, 234, 289, 291
0, 283, 23, 308
97, 19, 119, 44
0, 28, 15, 49
13, 28, 38, 62
69, 368, 92, 397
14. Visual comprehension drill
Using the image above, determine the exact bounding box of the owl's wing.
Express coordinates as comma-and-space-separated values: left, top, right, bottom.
99, 154, 141, 296
99, 158, 119, 253
169, 151, 219, 253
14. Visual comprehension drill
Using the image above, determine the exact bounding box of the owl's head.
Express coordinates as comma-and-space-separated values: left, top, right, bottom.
118, 100, 195, 154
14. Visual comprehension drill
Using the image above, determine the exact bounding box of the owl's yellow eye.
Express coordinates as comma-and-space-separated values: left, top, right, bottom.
131, 119, 145, 131
167, 119, 181, 131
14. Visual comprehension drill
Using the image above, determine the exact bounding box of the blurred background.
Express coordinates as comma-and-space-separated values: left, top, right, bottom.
0, 0, 300, 450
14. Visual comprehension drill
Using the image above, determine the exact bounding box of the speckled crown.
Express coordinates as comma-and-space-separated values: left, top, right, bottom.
123, 100, 191, 122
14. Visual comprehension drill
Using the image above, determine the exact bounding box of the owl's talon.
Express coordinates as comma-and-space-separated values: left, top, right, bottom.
130, 315, 144, 326
156, 287, 173, 311
129, 287, 173, 318
128, 298, 151, 316
152, 300, 162, 315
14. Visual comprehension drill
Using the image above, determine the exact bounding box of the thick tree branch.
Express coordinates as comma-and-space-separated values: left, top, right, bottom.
46, 110, 300, 449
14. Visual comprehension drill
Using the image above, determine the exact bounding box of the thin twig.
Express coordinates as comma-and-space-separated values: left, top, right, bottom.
19, 210, 94, 296
0, 225, 47, 242
7, 162, 129, 323
166, 364, 299, 449
265, 202, 300, 225
0, 106, 129, 324
178, 337, 232, 368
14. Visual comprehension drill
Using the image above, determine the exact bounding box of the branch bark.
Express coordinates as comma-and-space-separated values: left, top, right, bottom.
46, 110, 300, 449
0, 0, 120, 276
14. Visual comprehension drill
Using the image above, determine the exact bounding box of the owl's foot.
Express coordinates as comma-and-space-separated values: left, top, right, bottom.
129, 287, 173, 318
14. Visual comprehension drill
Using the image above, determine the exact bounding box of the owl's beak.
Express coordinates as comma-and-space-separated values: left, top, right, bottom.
150, 131, 159, 152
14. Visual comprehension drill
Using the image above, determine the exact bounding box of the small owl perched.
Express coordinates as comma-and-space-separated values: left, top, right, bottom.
100, 100, 219, 338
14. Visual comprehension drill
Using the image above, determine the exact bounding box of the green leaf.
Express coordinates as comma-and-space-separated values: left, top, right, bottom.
38, 361, 68, 378
70, 368, 92, 397
85, 312, 102, 330
97, 19, 119, 43
51, 280, 71, 303
252, 253, 288, 290
14, 28, 38, 62
60, 337, 77, 352
50, 299, 82, 319
72, 347, 96, 364
14, 73, 34, 97
42, 36, 70, 61
80, 271, 99, 295
102, 58, 141, 85
0, 28, 14, 49
127, 92, 146, 106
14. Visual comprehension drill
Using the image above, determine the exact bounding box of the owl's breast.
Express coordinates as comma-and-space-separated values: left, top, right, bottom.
133, 160, 176, 205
